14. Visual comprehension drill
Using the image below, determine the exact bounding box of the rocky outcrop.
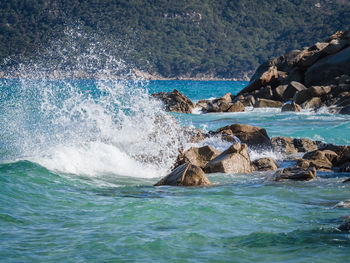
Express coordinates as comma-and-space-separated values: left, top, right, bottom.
253, 157, 278, 171
274, 166, 317, 181
175, 145, 221, 169
154, 163, 210, 186
152, 89, 194, 113
212, 124, 272, 148
235, 30, 350, 113
204, 142, 253, 174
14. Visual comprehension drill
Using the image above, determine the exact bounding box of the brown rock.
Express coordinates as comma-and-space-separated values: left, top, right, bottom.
152, 89, 194, 113
204, 143, 253, 174
294, 86, 332, 105
235, 95, 256, 107
176, 145, 221, 169
227, 101, 245, 112
301, 97, 322, 109
213, 93, 232, 104
293, 138, 319, 152
283, 81, 307, 100
215, 124, 272, 148
154, 163, 210, 186
271, 137, 298, 154
253, 157, 279, 171
274, 166, 317, 181
183, 127, 205, 143
281, 102, 301, 112
255, 98, 283, 108
273, 85, 288, 101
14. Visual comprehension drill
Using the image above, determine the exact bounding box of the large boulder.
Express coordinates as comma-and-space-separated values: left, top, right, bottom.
305, 46, 350, 87
253, 157, 279, 171
274, 166, 317, 181
175, 145, 221, 169
294, 86, 332, 105
204, 142, 253, 174
214, 124, 272, 148
254, 98, 283, 108
297, 149, 338, 171
271, 137, 320, 154
301, 97, 322, 109
154, 163, 210, 186
227, 101, 245, 112
152, 89, 194, 113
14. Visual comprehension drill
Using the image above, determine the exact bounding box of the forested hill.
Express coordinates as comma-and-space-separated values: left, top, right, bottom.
1, 0, 349, 79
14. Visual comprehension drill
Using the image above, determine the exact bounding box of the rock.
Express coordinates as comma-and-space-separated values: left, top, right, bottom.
204, 143, 253, 174
175, 145, 221, 169
283, 81, 307, 100
152, 89, 194, 113
227, 101, 245, 112
238, 66, 279, 96
271, 136, 298, 154
296, 49, 324, 69
213, 93, 232, 104
293, 138, 319, 152
183, 127, 205, 143
338, 220, 350, 232
343, 178, 350, 183
253, 157, 278, 171
322, 39, 348, 55
281, 102, 301, 112
214, 124, 272, 148
196, 99, 211, 112
340, 162, 350, 172
274, 166, 317, 181
294, 86, 332, 105
317, 145, 350, 166
280, 68, 304, 86
256, 86, 274, 100
154, 163, 210, 186
235, 95, 255, 107
273, 85, 288, 101
255, 98, 283, 108
301, 97, 322, 109
305, 46, 350, 87
340, 105, 350, 114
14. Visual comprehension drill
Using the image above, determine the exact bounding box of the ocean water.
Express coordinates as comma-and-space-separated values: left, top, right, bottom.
1, 79, 350, 263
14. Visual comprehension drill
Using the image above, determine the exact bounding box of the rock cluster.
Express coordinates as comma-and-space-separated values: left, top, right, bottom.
155, 123, 350, 187
236, 30, 350, 113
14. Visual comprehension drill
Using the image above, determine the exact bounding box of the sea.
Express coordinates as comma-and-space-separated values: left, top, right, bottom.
1, 78, 350, 262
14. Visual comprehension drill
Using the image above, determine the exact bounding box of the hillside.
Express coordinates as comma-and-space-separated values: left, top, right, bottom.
1, 0, 350, 79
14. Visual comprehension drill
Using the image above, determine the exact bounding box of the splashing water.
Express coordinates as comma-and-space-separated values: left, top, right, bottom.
0, 28, 186, 179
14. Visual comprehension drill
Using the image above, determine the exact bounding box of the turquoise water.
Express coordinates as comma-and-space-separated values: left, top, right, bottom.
1, 79, 350, 262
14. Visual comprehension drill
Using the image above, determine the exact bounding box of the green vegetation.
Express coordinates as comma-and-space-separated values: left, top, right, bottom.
1, 0, 349, 78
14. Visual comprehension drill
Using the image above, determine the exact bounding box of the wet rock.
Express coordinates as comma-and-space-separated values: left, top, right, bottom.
227, 101, 245, 112
175, 145, 221, 169
213, 92, 232, 104
183, 127, 205, 143
205, 143, 252, 174
340, 162, 350, 173
281, 102, 301, 112
253, 157, 278, 171
297, 149, 338, 171
152, 89, 194, 113
274, 166, 317, 181
214, 124, 272, 148
235, 95, 256, 107
301, 97, 322, 109
283, 81, 307, 100
271, 136, 298, 154
294, 86, 332, 105
154, 163, 210, 187
196, 99, 211, 112
317, 145, 350, 166
254, 98, 283, 108
293, 138, 319, 152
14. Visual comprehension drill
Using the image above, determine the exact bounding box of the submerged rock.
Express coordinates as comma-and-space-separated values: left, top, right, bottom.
274, 166, 317, 181
253, 157, 279, 171
154, 163, 210, 187
204, 142, 253, 174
